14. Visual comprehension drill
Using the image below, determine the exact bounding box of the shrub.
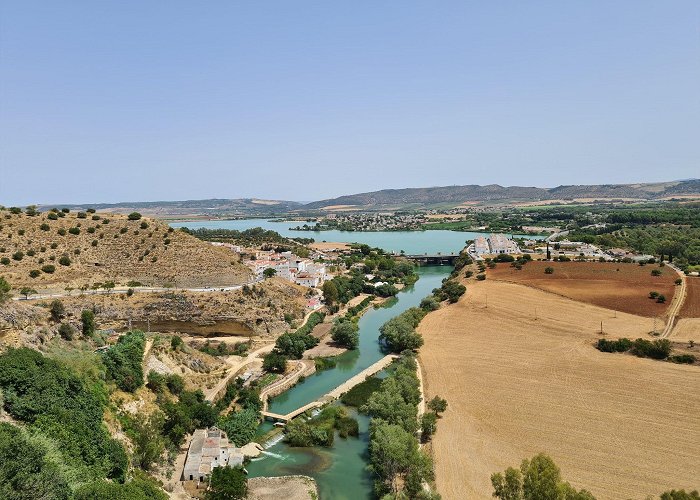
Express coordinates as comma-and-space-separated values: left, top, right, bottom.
544, 267, 554, 274
596, 338, 633, 353
262, 352, 287, 373
675, 278, 683, 285
476, 273, 486, 281
1, 257, 10, 265
669, 354, 696, 364
12, 251, 23, 261
81, 309, 96, 337
420, 296, 440, 311
656, 294, 666, 303
58, 322, 75, 340
120, 227, 128, 234
206, 466, 247, 500
77, 212, 87, 219
40, 223, 50, 231
128, 212, 142, 221
29, 269, 41, 278
465, 270, 474, 278
59, 255, 71, 266
631, 338, 671, 360
41, 264, 56, 274
57, 228, 66, 236
649, 291, 659, 299
170, 336, 183, 350
140, 221, 148, 229
49, 299, 66, 321
651, 269, 662, 276
50, 242, 58, 249
47, 212, 58, 220
87, 208, 96, 213
102, 331, 146, 392
330, 319, 360, 349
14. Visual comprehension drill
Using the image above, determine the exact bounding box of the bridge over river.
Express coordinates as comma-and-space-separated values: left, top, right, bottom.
403, 253, 460, 265
261, 354, 398, 423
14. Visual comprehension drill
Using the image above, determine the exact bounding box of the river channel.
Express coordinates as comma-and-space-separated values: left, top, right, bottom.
169, 220, 538, 499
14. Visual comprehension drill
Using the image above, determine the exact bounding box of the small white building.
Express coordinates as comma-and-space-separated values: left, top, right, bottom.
182, 427, 244, 484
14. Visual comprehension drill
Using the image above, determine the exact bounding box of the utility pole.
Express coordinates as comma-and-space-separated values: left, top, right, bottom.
600, 321, 603, 334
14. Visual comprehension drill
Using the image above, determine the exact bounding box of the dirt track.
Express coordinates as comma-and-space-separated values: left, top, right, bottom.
419, 280, 700, 500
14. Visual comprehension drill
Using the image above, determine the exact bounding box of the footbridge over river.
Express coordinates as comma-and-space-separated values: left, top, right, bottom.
261, 354, 398, 423
403, 253, 460, 265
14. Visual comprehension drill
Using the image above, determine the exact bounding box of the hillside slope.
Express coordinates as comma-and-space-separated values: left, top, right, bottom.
0, 207, 251, 290
305, 179, 700, 209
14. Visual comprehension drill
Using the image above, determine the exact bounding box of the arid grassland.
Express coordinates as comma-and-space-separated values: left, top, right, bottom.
419, 280, 699, 500
0, 209, 250, 290
488, 261, 677, 317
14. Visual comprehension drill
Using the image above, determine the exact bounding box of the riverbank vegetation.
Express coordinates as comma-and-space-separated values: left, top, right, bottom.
340, 376, 382, 407
362, 354, 440, 499
181, 226, 313, 257
284, 406, 359, 447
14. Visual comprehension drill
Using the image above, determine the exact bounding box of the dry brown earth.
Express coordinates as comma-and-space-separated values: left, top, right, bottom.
419, 280, 700, 500
679, 276, 700, 318
0, 208, 250, 290
488, 261, 676, 317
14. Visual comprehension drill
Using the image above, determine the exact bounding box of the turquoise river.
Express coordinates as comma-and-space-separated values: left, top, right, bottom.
169, 219, 541, 499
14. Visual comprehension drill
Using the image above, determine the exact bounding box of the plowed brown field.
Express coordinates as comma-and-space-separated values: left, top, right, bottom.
679, 276, 700, 318
419, 280, 700, 500
488, 261, 676, 317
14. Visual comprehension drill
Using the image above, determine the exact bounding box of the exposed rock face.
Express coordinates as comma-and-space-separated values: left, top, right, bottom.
56, 278, 308, 338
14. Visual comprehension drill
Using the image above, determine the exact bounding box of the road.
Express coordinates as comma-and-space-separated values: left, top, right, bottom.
11, 278, 264, 302
660, 263, 687, 338
204, 343, 276, 401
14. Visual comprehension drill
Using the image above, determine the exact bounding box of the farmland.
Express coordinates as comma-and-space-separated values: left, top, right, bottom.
678, 276, 700, 318
487, 261, 677, 317
418, 280, 699, 500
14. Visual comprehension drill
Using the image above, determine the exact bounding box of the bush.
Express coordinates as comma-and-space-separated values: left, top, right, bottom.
657, 294, 666, 303
420, 296, 440, 311
262, 352, 287, 373
102, 331, 146, 392
58, 322, 75, 340
631, 338, 671, 360
40, 223, 50, 231
669, 354, 696, 364
77, 212, 87, 219
12, 251, 23, 261
675, 278, 683, 285
596, 338, 633, 353
57, 228, 66, 236
544, 267, 554, 274
651, 269, 662, 276
68, 227, 80, 235
170, 335, 183, 350
341, 376, 382, 407
140, 221, 149, 229
476, 273, 486, 281
649, 291, 659, 299
81, 309, 96, 337
128, 212, 142, 221
331, 319, 360, 349
59, 255, 71, 266
206, 466, 247, 500
41, 264, 56, 274
50, 299, 65, 321
0, 257, 9, 265
29, 269, 41, 278
217, 408, 259, 447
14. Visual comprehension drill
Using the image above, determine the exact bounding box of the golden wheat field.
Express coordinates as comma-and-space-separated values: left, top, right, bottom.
419, 280, 700, 500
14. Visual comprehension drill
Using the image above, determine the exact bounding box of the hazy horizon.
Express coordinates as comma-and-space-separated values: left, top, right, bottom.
2, 1, 699, 206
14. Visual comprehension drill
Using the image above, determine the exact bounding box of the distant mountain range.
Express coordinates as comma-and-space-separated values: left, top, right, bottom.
304, 179, 700, 210
46, 179, 700, 216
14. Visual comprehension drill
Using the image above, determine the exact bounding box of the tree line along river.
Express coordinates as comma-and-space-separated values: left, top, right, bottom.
169, 219, 540, 499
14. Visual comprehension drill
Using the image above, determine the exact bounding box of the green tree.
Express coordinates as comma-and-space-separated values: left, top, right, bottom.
427, 396, 448, 415
322, 280, 339, 307
81, 309, 96, 337
50, 300, 66, 322
660, 491, 700, 500
58, 323, 75, 340
263, 267, 277, 279
0, 277, 11, 303
218, 408, 259, 446
205, 466, 248, 500
330, 319, 360, 349
491, 454, 596, 500
19, 287, 37, 300
171, 336, 184, 350
128, 411, 166, 471
263, 352, 287, 373
420, 411, 438, 442
128, 212, 142, 221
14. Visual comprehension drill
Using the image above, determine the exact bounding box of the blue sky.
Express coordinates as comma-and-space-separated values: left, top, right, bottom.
1, 1, 698, 205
